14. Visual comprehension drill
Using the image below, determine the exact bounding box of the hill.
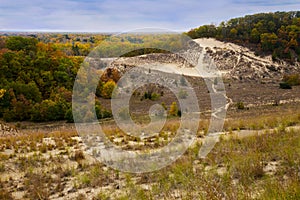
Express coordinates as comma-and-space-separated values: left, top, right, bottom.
186, 11, 300, 63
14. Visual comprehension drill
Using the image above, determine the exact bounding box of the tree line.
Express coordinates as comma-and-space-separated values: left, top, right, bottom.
0, 36, 115, 122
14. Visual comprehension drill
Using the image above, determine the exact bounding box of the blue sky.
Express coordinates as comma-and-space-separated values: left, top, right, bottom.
0, 0, 299, 32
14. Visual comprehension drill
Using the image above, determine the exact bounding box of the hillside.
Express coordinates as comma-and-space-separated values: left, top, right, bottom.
107, 38, 300, 82
195, 38, 300, 82
187, 11, 300, 63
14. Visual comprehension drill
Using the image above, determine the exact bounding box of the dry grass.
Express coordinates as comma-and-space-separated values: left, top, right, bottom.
0, 106, 299, 199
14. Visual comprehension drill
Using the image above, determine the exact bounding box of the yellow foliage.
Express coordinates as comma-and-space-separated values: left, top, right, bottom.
0, 89, 6, 99
169, 102, 178, 116
101, 80, 117, 99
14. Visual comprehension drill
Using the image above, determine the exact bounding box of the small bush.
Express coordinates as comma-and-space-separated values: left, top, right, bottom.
178, 89, 188, 99
279, 82, 292, 89
65, 108, 74, 123
79, 174, 91, 187
150, 92, 160, 101
95, 104, 112, 119
101, 80, 117, 99
143, 91, 160, 101
94, 192, 110, 200
72, 150, 85, 162
24, 172, 51, 200
161, 102, 167, 110
39, 143, 48, 153
236, 101, 245, 110
282, 74, 300, 86
169, 102, 179, 116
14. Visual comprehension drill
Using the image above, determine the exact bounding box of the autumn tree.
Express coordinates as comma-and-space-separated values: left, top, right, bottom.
169, 102, 178, 116
101, 80, 117, 99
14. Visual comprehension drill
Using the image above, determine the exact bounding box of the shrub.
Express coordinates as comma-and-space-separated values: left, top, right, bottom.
236, 101, 245, 110
79, 174, 91, 187
94, 100, 112, 120
65, 108, 74, 123
282, 74, 300, 86
94, 192, 110, 200
178, 89, 188, 99
150, 92, 160, 101
161, 102, 167, 110
169, 102, 179, 116
31, 100, 68, 121
101, 109, 112, 119
279, 82, 292, 89
143, 91, 160, 101
101, 80, 117, 99
72, 150, 85, 162
24, 172, 51, 200
39, 143, 48, 153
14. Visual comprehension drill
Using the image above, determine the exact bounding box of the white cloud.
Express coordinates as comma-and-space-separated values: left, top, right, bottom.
0, 0, 299, 32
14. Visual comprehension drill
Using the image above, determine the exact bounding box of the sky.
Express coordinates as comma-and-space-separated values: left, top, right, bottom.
0, 0, 299, 33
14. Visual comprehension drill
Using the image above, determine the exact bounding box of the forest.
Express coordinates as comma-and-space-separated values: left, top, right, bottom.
0, 34, 112, 122
186, 11, 300, 62
0, 33, 184, 122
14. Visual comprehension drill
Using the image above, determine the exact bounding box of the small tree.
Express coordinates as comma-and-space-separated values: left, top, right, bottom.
101, 80, 116, 99
282, 74, 300, 86
161, 102, 167, 110
236, 101, 245, 110
169, 102, 178, 116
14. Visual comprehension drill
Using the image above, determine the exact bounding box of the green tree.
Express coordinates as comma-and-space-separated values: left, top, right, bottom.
65, 108, 74, 123
31, 99, 68, 122
250, 28, 260, 43
261, 33, 278, 51
11, 82, 42, 103
6, 36, 38, 53
230, 28, 238, 38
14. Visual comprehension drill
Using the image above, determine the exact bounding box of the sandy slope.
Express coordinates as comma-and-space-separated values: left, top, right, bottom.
194, 38, 299, 81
